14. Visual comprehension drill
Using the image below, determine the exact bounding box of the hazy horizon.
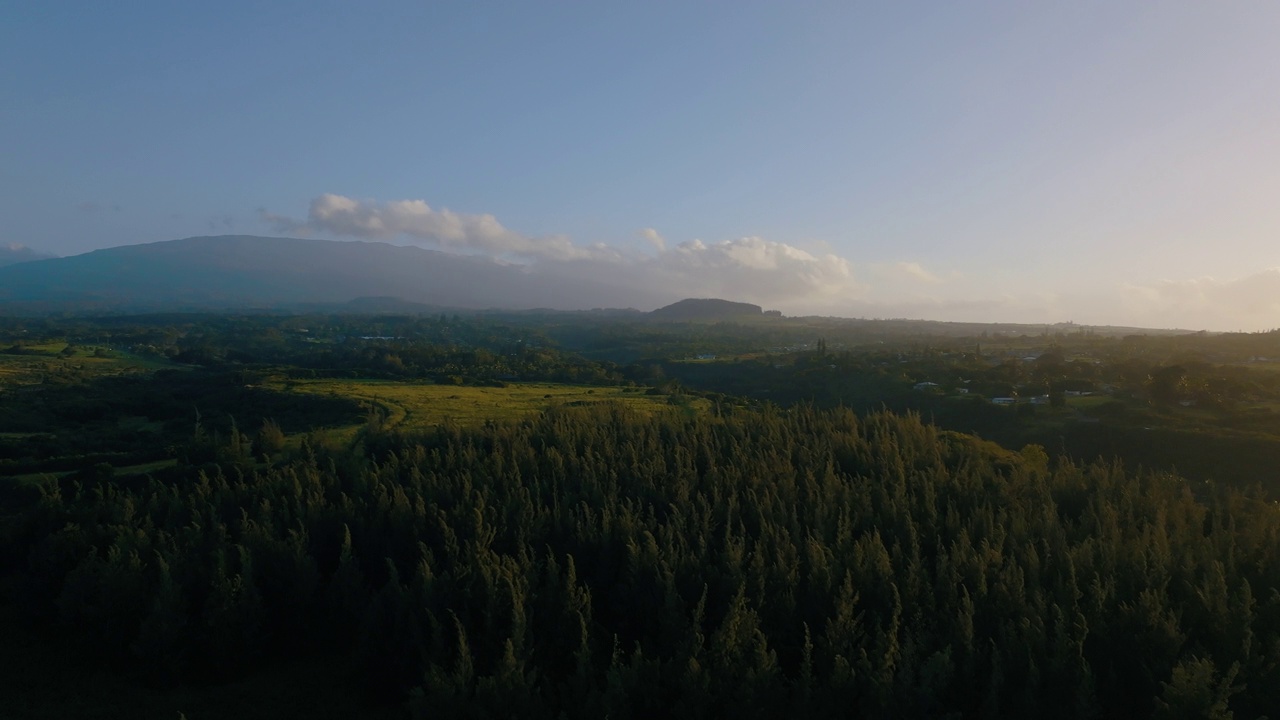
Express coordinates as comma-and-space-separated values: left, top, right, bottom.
4, 3, 1279, 331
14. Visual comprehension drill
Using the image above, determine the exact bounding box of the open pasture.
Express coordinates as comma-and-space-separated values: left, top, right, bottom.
280, 379, 707, 433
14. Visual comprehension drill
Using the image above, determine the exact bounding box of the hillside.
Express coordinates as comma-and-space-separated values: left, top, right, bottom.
0, 235, 661, 313
648, 297, 764, 320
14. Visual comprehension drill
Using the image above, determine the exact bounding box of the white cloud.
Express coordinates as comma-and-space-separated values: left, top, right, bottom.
263, 193, 612, 262
870, 260, 944, 285
537, 235, 868, 313
662, 236, 863, 305
257, 196, 1280, 328
893, 261, 942, 284
261, 194, 875, 312
1119, 270, 1280, 331
639, 227, 666, 252
290, 198, 1280, 325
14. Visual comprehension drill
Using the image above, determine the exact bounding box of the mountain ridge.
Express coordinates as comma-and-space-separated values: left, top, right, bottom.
0, 235, 669, 313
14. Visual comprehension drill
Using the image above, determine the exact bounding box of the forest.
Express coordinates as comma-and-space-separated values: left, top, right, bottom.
2, 312, 1280, 718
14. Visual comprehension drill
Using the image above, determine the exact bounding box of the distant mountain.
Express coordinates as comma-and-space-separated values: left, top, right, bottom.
0, 243, 55, 268
648, 298, 764, 321
0, 235, 660, 314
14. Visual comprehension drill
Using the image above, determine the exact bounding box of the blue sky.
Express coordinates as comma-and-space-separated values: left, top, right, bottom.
4, 2, 1280, 329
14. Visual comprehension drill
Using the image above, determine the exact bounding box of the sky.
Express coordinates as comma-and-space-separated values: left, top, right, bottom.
3, 2, 1280, 330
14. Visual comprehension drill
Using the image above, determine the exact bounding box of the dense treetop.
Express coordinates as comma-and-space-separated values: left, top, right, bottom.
4, 403, 1278, 718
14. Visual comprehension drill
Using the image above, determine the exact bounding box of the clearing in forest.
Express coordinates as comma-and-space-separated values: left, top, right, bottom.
279, 379, 707, 434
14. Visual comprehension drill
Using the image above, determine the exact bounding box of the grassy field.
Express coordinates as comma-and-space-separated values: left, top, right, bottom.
279, 379, 708, 435
1065, 394, 1116, 411
0, 343, 179, 387
1, 351, 706, 481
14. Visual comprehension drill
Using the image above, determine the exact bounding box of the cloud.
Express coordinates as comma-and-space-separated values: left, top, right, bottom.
263, 193, 610, 261
260, 195, 1280, 328
0, 242, 56, 266
260, 194, 877, 312
1119, 270, 1280, 331
639, 228, 666, 252
664, 237, 859, 301
540, 236, 868, 313
873, 260, 944, 285
894, 261, 942, 283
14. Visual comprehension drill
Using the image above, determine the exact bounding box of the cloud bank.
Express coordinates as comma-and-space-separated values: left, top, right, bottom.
262, 194, 878, 313
1119, 270, 1280, 331
887, 261, 942, 284
260, 194, 1277, 330
543, 236, 870, 313
639, 228, 666, 251
263, 194, 602, 262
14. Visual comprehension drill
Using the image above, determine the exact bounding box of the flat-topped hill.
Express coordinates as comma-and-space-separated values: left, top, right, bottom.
648, 298, 763, 321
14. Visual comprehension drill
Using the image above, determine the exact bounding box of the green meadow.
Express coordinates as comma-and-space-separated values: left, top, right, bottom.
279, 379, 709, 435
0, 342, 177, 384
